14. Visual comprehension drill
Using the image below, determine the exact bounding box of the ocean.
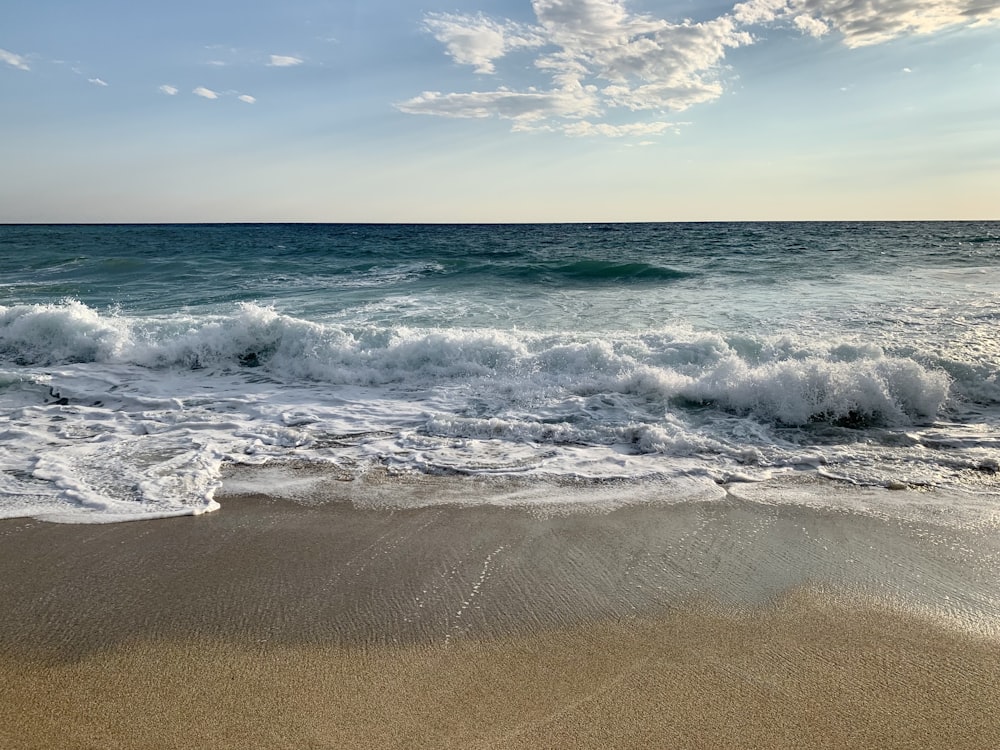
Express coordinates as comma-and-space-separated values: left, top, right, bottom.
1, 222, 998, 524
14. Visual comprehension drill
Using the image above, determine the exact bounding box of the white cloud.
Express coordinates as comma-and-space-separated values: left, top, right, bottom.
1, 48, 30, 71
159, 84, 178, 95
424, 13, 546, 74
732, 0, 789, 25
193, 86, 219, 99
902, 66, 913, 73
531, 6, 750, 99
816, 0, 1000, 47
88, 77, 108, 86
398, 85, 599, 122
601, 78, 725, 112
401, 0, 1000, 137
562, 120, 674, 137
238, 94, 256, 103
268, 54, 303, 67
734, 0, 1000, 47
531, 0, 669, 54
399, 1, 749, 135
792, 13, 830, 37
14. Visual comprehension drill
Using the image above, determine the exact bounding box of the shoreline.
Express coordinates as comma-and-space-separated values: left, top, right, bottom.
2, 490, 999, 748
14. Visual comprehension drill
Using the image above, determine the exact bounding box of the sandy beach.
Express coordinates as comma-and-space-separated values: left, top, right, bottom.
2, 475, 999, 749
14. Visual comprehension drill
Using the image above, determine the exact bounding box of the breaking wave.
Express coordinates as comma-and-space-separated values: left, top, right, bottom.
0, 300, 953, 427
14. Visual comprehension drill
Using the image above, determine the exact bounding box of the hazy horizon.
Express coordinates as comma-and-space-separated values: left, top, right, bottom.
3, 218, 999, 226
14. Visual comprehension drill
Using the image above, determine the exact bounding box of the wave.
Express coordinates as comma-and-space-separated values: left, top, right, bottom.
351, 257, 695, 287
531, 260, 693, 284
3, 300, 996, 525
328, 257, 694, 288
0, 301, 959, 427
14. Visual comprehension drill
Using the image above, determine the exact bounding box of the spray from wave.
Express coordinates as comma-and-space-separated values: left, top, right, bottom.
0, 300, 954, 427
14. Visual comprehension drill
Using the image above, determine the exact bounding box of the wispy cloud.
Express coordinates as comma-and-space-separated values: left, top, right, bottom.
1, 48, 30, 71
159, 84, 178, 95
267, 54, 303, 67
733, 0, 1000, 47
193, 86, 219, 99
238, 94, 256, 104
88, 77, 108, 87
561, 120, 675, 138
398, 86, 600, 122
400, 0, 1000, 137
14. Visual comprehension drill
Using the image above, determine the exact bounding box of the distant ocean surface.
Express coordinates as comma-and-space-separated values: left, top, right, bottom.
1, 222, 998, 523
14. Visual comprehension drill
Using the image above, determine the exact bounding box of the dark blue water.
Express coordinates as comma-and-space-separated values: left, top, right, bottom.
3, 222, 997, 314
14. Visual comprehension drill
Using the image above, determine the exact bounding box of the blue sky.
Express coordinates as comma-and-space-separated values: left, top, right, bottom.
2, 0, 998, 222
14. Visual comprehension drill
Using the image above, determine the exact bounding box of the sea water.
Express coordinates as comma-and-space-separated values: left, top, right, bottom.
1, 222, 997, 523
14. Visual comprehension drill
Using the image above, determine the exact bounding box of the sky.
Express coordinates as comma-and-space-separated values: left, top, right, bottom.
2, 0, 999, 222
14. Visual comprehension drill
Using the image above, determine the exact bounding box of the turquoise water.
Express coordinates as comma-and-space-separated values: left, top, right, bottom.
1, 222, 998, 522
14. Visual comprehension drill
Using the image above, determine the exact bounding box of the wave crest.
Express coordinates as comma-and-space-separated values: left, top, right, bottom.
678, 355, 948, 426
0, 301, 952, 426
542, 260, 692, 284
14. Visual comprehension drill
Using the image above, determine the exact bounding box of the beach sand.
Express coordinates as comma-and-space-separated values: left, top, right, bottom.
2, 475, 999, 749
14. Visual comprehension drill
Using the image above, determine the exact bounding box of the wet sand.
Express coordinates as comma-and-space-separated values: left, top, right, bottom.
2, 481, 999, 748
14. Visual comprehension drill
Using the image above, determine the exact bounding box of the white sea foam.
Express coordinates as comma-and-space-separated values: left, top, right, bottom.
0, 301, 996, 523
0, 302, 957, 417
